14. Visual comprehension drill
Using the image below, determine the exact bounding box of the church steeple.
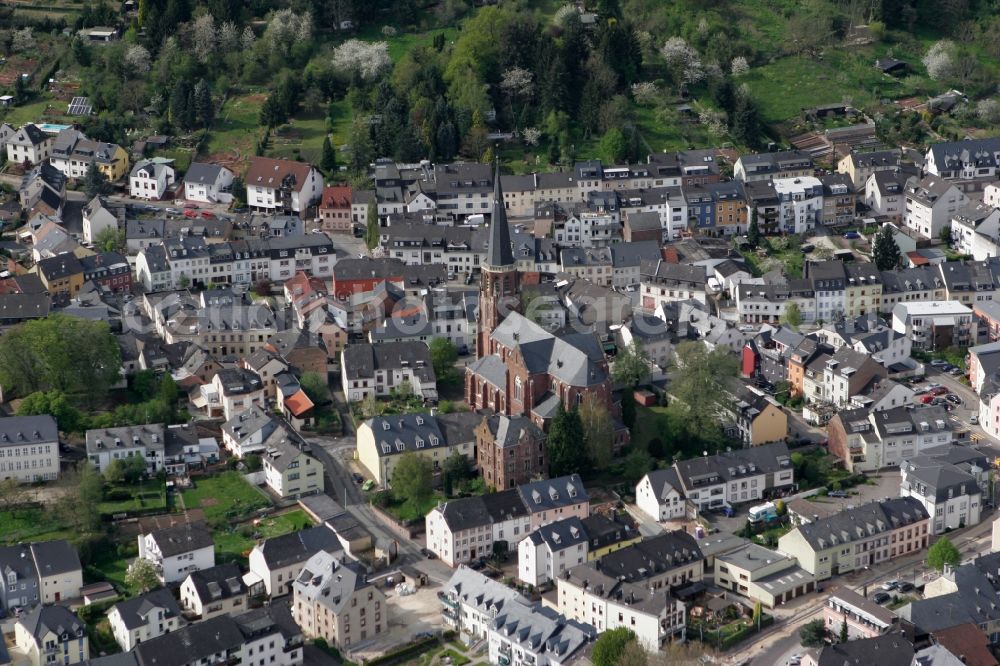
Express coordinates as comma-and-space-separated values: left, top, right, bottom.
476, 158, 520, 359
485, 159, 515, 269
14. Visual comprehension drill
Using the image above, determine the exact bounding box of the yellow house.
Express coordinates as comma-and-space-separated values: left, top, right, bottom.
35, 253, 85, 297
584, 514, 642, 560
15, 605, 90, 666
844, 263, 883, 318
730, 388, 788, 446
96, 143, 130, 182
356, 413, 477, 486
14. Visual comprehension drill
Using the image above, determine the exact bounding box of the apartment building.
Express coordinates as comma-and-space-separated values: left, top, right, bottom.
356, 412, 478, 486
340, 341, 437, 403
773, 176, 824, 234
904, 177, 967, 240
776, 498, 929, 580
292, 551, 386, 649
827, 404, 955, 473
671, 441, 795, 511
822, 588, 898, 640
837, 149, 901, 190
900, 446, 989, 534
891, 300, 976, 350
15, 606, 88, 666
0, 415, 60, 483
107, 588, 184, 651
734, 150, 814, 183
137, 522, 216, 584
924, 138, 1000, 180
245, 157, 323, 217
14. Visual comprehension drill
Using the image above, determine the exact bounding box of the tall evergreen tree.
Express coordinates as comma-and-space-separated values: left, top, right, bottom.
321, 136, 337, 176
194, 79, 214, 129
547, 403, 588, 477
169, 79, 191, 130
747, 208, 762, 247
872, 224, 901, 270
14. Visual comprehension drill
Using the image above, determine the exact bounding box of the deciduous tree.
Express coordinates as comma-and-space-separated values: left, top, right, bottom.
612, 341, 650, 387
391, 452, 433, 513
592, 628, 636, 666
927, 537, 961, 571
125, 557, 161, 594
579, 394, 613, 470
671, 341, 738, 441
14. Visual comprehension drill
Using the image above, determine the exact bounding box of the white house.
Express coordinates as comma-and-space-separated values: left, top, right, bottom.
904, 177, 968, 240
891, 300, 976, 351
183, 163, 235, 204
137, 522, 215, 584
107, 588, 183, 651
773, 176, 823, 234
130, 159, 175, 200
245, 157, 322, 216
635, 469, 686, 522
517, 517, 589, 587
248, 525, 344, 597
82, 196, 119, 245
899, 448, 987, 534
340, 341, 437, 403
261, 436, 325, 499
15, 605, 88, 666
0, 415, 60, 483
441, 566, 528, 638
6, 124, 53, 165
179, 563, 248, 620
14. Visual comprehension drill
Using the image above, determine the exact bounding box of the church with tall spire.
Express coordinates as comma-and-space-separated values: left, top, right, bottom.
465, 160, 624, 449
476, 159, 520, 359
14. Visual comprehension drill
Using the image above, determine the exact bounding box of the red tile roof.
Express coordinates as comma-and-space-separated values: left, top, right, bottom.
245, 157, 315, 193
284, 389, 314, 417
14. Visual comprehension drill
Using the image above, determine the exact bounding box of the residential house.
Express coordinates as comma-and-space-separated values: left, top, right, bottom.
773, 176, 824, 234
805, 634, 914, 666
827, 404, 955, 473
137, 522, 216, 584
821, 588, 898, 640
865, 170, 913, 223
291, 550, 386, 649
14, 606, 88, 666
318, 185, 353, 233
220, 405, 281, 457
897, 554, 1000, 641
0, 540, 82, 612
248, 525, 344, 597
183, 163, 234, 204
199, 368, 265, 421
0, 415, 60, 483
517, 515, 639, 587
35, 253, 84, 297
107, 588, 183, 651
900, 445, 988, 534
341, 341, 438, 403
80, 251, 131, 293
6, 124, 53, 165
86, 423, 165, 474
82, 196, 119, 245
672, 441, 795, 511
734, 150, 814, 183
924, 138, 1000, 179
425, 490, 532, 567
246, 157, 323, 217
179, 563, 248, 621
517, 475, 590, 531
261, 434, 324, 499
635, 469, 686, 522
49, 129, 128, 181
440, 566, 527, 638
904, 177, 968, 240
356, 412, 478, 487
639, 261, 708, 311
837, 149, 901, 190
723, 387, 788, 446
776, 497, 929, 580
891, 300, 976, 350
475, 414, 547, 491
19, 162, 65, 219
623, 211, 664, 242
488, 601, 593, 666
130, 159, 175, 200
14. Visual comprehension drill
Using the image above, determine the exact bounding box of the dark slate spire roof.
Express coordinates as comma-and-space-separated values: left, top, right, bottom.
486, 159, 514, 268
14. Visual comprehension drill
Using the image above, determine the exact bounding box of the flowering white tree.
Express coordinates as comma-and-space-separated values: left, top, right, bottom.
381, 26, 397, 37
11, 28, 34, 53
923, 40, 956, 81
698, 107, 727, 137
264, 9, 312, 55
240, 25, 256, 51
630, 81, 659, 106
522, 127, 541, 146
977, 99, 1000, 124
191, 14, 216, 64
731, 56, 750, 75
332, 40, 391, 81
660, 37, 704, 84
124, 44, 151, 75
218, 21, 240, 52
500, 67, 534, 98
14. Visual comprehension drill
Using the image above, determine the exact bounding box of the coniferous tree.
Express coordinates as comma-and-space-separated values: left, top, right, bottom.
194, 79, 214, 129
321, 136, 337, 176
872, 224, 902, 270
547, 403, 588, 477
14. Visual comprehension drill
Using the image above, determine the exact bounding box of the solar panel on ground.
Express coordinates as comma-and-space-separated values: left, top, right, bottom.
67, 97, 92, 116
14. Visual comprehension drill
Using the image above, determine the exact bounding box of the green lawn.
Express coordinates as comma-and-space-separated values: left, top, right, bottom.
89, 542, 137, 590
181, 471, 271, 524
0, 508, 72, 545
353, 25, 459, 62
269, 114, 329, 164
213, 509, 314, 565
378, 493, 440, 523
98, 482, 168, 517
202, 92, 265, 161
0, 97, 63, 127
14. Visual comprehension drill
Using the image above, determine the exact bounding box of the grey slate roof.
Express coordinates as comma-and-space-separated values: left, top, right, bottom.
792, 497, 928, 551
293, 551, 371, 614
19, 605, 85, 644
674, 441, 792, 490
183, 162, 227, 185
111, 588, 181, 631
29, 539, 81, 577
815, 634, 914, 666
146, 522, 213, 557
184, 562, 246, 604
490, 312, 607, 386
485, 161, 514, 268
342, 341, 435, 382
527, 516, 588, 552
256, 524, 342, 569
365, 413, 446, 457
484, 414, 546, 449
592, 530, 703, 583
0, 293, 50, 320
518, 474, 588, 514
444, 565, 526, 615
643, 468, 682, 501
0, 415, 58, 445
134, 615, 244, 666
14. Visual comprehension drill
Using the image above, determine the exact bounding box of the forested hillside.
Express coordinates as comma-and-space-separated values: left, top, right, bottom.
1, 0, 998, 179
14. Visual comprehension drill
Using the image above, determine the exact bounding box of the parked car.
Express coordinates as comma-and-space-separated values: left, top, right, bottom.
930, 359, 949, 367
184, 209, 198, 218
843, 231, 861, 239
872, 592, 891, 604
920, 395, 935, 404
929, 387, 949, 396
200, 210, 215, 219
419, 548, 436, 560
828, 490, 848, 498
971, 415, 980, 425
165, 207, 181, 215
458, 344, 469, 356
800, 244, 815, 253
899, 582, 915, 593
881, 580, 899, 591
946, 394, 962, 405
931, 397, 947, 406
183, 202, 199, 209
352, 473, 364, 484
949, 367, 963, 375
